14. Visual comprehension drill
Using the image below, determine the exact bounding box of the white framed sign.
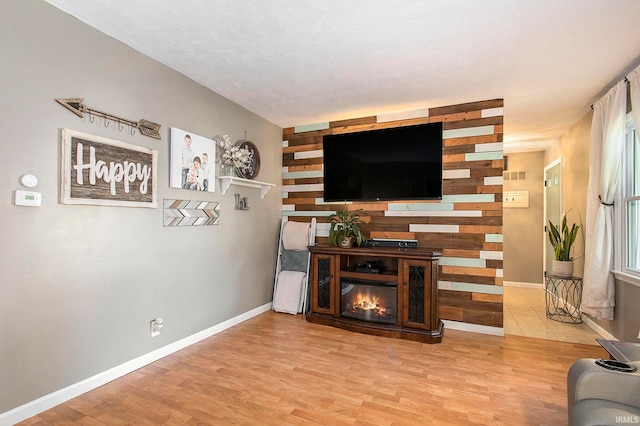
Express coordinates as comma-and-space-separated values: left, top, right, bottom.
61, 129, 158, 208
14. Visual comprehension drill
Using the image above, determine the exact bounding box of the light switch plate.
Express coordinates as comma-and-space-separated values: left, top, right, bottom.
503, 191, 529, 208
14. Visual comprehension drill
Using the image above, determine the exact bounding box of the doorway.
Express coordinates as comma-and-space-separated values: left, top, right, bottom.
544, 157, 563, 276
504, 155, 599, 345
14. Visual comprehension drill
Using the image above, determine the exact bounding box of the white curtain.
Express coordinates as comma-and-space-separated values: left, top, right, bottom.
582, 80, 627, 320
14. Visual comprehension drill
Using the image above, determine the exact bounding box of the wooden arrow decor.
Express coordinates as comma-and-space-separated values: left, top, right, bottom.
55, 98, 162, 140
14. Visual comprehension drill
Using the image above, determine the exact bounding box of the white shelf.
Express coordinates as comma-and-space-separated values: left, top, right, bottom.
217, 176, 276, 199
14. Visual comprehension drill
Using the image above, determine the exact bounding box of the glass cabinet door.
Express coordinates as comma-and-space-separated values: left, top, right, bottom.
400, 259, 435, 330
311, 254, 336, 315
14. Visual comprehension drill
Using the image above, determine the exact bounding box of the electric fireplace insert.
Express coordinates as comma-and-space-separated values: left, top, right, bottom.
340, 278, 397, 325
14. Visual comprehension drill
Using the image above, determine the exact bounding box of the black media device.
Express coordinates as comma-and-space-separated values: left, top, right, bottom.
322, 122, 443, 202
355, 260, 386, 274
362, 238, 419, 249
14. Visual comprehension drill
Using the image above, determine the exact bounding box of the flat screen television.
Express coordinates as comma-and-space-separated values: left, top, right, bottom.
322, 122, 443, 202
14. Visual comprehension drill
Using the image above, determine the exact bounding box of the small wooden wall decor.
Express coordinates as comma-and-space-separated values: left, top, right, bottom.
61, 129, 158, 208
56, 98, 162, 140
163, 199, 220, 226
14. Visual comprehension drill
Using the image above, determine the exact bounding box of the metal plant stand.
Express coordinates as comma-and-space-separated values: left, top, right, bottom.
545, 273, 583, 323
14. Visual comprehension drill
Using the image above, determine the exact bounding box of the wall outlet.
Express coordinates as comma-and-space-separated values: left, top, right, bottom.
150, 318, 164, 337
637, 328, 640, 339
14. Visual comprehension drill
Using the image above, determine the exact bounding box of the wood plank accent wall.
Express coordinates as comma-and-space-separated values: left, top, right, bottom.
282, 99, 504, 329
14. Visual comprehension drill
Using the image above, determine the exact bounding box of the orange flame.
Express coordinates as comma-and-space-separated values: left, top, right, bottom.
352, 291, 387, 315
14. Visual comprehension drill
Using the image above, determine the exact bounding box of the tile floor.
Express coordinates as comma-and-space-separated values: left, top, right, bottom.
504, 285, 602, 345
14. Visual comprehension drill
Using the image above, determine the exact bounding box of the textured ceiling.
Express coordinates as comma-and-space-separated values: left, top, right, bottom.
45, 0, 640, 152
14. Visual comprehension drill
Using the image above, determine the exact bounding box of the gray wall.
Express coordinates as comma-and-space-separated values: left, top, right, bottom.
612, 280, 640, 341
0, 0, 282, 413
503, 151, 545, 284
546, 111, 640, 342
545, 112, 591, 279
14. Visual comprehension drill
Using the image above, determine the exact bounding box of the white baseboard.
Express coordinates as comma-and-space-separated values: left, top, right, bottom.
0, 303, 273, 426
442, 320, 505, 336
503, 280, 544, 289
581, 315, 618, 341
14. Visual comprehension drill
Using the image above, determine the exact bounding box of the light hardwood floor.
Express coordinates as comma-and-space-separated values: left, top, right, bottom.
504, 286, 601, 345
20, 311, 607, 425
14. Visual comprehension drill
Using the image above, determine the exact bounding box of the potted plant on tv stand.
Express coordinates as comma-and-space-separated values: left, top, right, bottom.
547, 211, 581, 277
328, 208, 367, 248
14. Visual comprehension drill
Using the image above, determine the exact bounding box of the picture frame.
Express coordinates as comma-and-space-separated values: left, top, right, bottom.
61, 128, 158, 208
170, 127, 216, 192
234, 140, 261, 179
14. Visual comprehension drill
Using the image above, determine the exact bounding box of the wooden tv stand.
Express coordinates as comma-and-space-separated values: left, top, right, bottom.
307, 245, 443, 344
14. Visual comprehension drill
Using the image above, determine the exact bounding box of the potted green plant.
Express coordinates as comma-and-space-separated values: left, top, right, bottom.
547, 212, 581, 277
328, 209, 367, 248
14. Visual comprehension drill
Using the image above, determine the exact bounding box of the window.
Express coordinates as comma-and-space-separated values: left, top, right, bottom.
625, 125, 640, 271
615, 113, 640, 280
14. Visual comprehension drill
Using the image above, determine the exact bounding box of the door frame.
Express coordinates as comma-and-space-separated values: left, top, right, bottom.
543, 157, 563, 281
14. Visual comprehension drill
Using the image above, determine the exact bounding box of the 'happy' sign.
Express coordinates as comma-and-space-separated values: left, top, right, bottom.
61, 129, 158, 208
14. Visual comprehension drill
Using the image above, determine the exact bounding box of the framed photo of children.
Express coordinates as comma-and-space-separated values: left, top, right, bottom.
169, 128, 215, 192
60, 129, 158, 208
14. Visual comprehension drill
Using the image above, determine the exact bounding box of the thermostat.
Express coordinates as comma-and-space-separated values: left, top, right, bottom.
15, 190, 42, 207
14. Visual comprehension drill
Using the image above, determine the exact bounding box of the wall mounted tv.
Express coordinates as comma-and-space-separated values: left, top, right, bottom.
322, 122, 443, 202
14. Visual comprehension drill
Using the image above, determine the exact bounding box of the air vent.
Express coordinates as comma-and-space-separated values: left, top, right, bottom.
503, 170, 527, 181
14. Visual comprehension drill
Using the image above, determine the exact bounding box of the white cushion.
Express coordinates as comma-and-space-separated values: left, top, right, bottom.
282, 221, 310, 251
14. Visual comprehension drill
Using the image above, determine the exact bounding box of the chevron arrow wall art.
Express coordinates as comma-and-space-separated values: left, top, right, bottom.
163, 199, 220, 226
